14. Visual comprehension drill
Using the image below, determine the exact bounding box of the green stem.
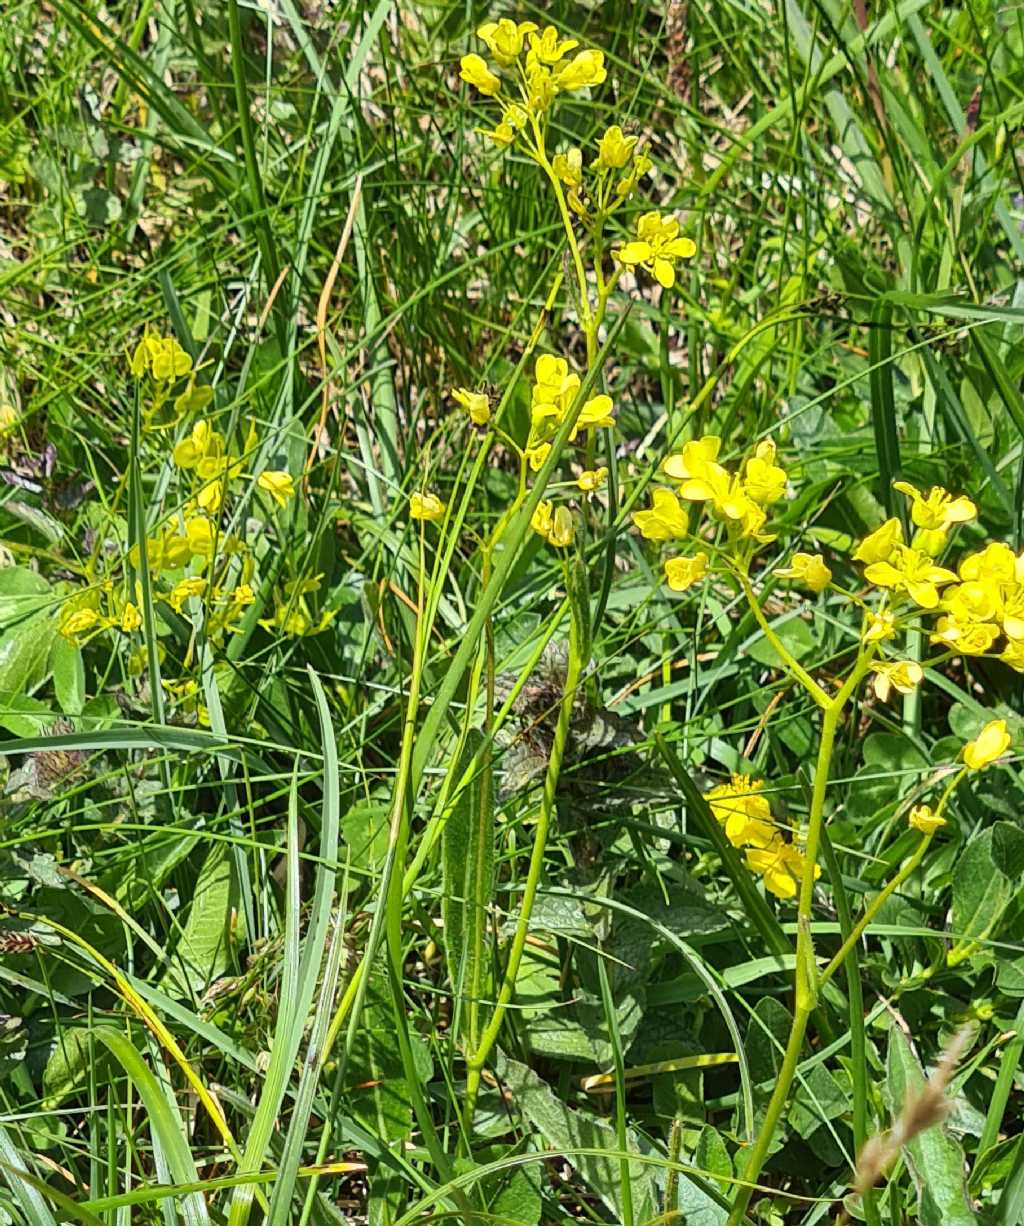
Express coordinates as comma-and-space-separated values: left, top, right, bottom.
726, 704, 839, 1224
736, 569, 831, 709
464, 589, 586, 1118
818, 834, 932, 990
727, 640, 874, 1223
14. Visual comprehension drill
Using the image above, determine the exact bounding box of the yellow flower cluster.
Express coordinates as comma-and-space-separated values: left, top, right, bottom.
459, 20, 606, 129
632, 435, 791, 592
130, 331, 192, 382
705, 774, 819, 899
855, 483, 1024, 673
525, 355, 615, 549
59, 585, 143, 644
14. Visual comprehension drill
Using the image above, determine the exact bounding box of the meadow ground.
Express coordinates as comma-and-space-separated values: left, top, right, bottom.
1, 2, 1024, 1224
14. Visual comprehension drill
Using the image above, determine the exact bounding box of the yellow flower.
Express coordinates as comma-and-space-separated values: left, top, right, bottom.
452, 387, 491, 425
662, 436, 722, 484
705, 775, 775, 849
459, 53, 500, 96
745, 835, 819, 900
410, 492, 446, 523
893, 481, 976, 532
173, 421, 224, 470
258, 470, 295, 507
908, 804, 946, 836
615, 153, 652, 198
232, 583, 255, 607
527, 25, 578, 67
863, 545, 957, 609
743, 440, 787, 505
632, 488, 688, 541
119, 602, 142, 633
870, 660, 923, 703
477, 18, 536, 66
577, 467, 608, 492
595, 124, 637, 169
853, 517, 903, 565
674, 462, 773, 543
531, 501, 574, 548
959, 541, 1017, 585
571, 394, 615, 439
777, 552, 832, 594
132, 333, 191, 382
526, 443, 551, 472
556, 49, 607, 91
159, 533, 190, 567
151, 337, 192, 382
60, 607, 101, 640
1001, 640, 1024, 673
532, 354, 576, 412
963, 719, 1011, 770
525, 64, 557, 112
664, 552, 708, 592
944, 580, 998, 626
929, 616, 1000, 655
863, 610, 896, 643
185, 516, 215, 559
1001, 589, 1024, 641
615, 211, 696, 288
169, 577, 207, 614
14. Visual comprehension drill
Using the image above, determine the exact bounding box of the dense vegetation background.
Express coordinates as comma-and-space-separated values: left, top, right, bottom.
1, 1, 1024, 1224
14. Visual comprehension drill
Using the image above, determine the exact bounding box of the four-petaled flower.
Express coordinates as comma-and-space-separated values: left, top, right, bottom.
863, 546, 957, 609
632, 488, 688, 541
615, 211, 696, 288
870, 660, 923, 703
477, 18, 537, 66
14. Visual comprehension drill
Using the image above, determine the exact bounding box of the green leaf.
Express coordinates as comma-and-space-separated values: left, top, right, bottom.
746, 614, 816, 668
442, 730, 493, 1049
0, 568, 51, 628
885, 1026, 977, 1226
948, 828, 1010, 967
160, 844, 236, 995
92, 1029, 209, 1226
494, 1051, 658, 1224
49, 636, 84, 716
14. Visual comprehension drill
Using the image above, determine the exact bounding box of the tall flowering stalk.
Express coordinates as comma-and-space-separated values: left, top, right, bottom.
444, 16, 1020, 1217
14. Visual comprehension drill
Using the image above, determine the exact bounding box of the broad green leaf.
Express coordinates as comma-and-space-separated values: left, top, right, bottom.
746, 613, 816, 668
0, 568, 51, 628
49, 636, 84, 716
948, 828, 1010, 967
495, 1052, 658, 1224
160, 844, 235, 995
885, 1026, 977, 1226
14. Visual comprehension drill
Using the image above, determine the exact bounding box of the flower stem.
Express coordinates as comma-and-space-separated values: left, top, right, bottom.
736, 569, 831, 709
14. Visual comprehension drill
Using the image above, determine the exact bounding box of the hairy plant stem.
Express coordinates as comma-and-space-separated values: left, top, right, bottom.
463, 583, 586, 1120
